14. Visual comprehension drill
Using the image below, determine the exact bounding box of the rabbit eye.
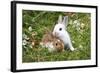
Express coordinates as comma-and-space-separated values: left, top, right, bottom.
56, 43, 58, 46
59, 28, 62, 31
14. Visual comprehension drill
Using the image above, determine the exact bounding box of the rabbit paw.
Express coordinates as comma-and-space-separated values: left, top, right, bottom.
70, 47, 75, 51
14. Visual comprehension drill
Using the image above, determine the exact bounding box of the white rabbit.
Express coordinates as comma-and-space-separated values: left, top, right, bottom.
53, 15, 75, 51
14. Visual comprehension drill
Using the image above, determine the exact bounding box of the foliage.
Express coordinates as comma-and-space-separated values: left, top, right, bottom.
22, 10, 91, 63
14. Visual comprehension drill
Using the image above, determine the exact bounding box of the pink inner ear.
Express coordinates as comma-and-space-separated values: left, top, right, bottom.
62, 16, 68, 26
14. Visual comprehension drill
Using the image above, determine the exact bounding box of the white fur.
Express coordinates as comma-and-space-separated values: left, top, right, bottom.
53, 15, 75, 51
40, 42, 55, 52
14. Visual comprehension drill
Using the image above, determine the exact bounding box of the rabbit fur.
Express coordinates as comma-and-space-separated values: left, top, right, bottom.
53, 15, 75, 51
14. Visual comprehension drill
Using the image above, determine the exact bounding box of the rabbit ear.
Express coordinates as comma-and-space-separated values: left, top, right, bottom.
62, 16, 68, 26
58, 15, 62, 24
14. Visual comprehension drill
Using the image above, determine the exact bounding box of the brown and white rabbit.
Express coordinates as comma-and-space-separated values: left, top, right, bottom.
40, 30, 64, 52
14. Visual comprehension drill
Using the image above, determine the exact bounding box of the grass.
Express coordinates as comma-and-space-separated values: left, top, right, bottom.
22, 10, 91, 63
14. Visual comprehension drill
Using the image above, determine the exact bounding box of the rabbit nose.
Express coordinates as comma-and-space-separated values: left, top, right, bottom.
55, 32, 59, 36
53, 32, 58, 36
